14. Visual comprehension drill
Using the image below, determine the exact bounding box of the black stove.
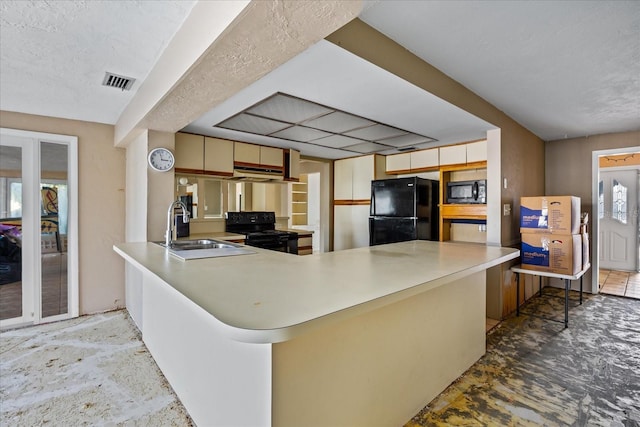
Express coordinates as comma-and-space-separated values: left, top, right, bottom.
225, 212, 297, 254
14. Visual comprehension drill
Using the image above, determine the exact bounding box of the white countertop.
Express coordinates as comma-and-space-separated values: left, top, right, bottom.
114, 240, 519, 344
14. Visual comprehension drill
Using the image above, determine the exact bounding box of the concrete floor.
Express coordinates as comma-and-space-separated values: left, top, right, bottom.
0, 310, 192, 426
1, 289, 639, 426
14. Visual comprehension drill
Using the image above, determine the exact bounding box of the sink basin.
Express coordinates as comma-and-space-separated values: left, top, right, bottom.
154, 239, 255, 260
160, 239, 239, 251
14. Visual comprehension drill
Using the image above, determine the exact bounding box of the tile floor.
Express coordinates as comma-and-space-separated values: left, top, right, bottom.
599, 269, 640, 299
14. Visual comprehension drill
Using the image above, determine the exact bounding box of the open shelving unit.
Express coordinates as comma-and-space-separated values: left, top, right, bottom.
291, 174, 308, 226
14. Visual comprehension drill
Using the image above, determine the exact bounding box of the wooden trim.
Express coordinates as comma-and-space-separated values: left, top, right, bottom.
284, 177, 300, 182
298, 245, 313, 251
175, 168, 205, 175
334, 199, 371, 206
465, 160, 488, 169
440, 161, 487, 172
408, 165, 440, 174
385, 168, 413, 175
202, 169, 234, 177
440, 204, 487, 219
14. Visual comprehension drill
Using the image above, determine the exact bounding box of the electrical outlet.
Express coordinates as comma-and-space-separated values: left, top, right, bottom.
503, 203, 511, 216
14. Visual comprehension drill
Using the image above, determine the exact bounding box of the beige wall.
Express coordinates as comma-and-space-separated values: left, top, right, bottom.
326, 19, 545, 247
147, 131, 176, 242
545, 130, 640, 290
545, 130, 640, 200
0, 111, 126, 314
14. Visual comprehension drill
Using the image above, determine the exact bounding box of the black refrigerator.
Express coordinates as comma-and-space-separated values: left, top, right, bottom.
369, 177, 439, 246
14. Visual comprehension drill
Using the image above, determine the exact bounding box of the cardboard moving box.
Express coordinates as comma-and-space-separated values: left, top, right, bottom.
521, 233, 582, 276
520, 196, 581, 235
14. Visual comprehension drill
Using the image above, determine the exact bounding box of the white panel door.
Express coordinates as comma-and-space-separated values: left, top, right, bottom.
599, 169, 639, 271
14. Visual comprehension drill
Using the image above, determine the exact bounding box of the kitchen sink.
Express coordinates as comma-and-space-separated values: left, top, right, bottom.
160, 239, 239, 251
154, 239, 255, 260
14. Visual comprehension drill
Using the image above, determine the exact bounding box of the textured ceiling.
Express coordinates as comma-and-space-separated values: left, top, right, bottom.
360, 0, 640, 141
0, 0, 196, 124
0, 0, 638, 153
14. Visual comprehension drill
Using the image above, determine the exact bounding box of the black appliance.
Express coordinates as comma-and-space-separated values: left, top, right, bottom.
446, 179, 486, 204
369, 177, 439, 246
175, 195, 192, 238
225, 211, 297, 254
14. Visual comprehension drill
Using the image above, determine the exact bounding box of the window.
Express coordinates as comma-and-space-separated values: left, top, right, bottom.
612, 179, 627, 224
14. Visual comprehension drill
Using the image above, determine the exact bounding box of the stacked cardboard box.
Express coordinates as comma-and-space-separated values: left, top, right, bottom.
520, 196, 586, 276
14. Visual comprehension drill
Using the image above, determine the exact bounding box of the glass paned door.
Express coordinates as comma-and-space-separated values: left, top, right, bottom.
40, 142, 68, 318
0, 144, 24, 320
600, 169, 639, 271
0, 129, 78, 327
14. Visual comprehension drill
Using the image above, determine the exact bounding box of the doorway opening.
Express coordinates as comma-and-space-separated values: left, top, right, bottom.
591, 147, 640, 296
290, 159, 331, 253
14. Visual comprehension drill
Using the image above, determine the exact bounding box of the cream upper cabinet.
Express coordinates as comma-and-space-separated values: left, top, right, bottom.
351, 155, 375, 200
334, 155, 383, 201
410, 148, 439, 169
439, 144, 467, 166
260, 146, 283, 167
386, 148, 438, 173
234, 142, 283, 168
234, 142, 260, 165
466, 140, 487, 163
334, 157, 354, 200
204, 137, 233, 175
385, 152, 411, 173
175, 133, 204, 172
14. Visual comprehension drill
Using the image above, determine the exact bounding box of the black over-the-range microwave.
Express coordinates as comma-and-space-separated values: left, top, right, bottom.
446, 179, 487, 204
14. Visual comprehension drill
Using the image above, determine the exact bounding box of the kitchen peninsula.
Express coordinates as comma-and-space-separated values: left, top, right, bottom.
114, 240, 518, 426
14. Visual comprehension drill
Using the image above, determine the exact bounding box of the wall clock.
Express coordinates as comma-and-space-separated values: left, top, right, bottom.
148, 147, 175, 172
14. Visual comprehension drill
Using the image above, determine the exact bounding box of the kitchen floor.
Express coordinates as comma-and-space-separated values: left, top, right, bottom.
599, 268, 640, 299
0, 310, 192, 425
1, 290, 638, 426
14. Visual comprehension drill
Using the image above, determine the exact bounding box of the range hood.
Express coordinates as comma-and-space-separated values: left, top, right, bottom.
230, 165, 284, 182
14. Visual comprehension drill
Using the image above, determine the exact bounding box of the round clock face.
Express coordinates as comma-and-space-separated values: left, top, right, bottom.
148, 147, 175, 172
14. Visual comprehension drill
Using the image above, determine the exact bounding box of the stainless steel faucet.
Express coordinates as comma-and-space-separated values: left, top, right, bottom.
166, 199, 190, 247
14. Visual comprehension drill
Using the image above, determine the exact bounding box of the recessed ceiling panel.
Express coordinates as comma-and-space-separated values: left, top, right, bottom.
217, 113, 291, 135
270, 125, 332, 142
302, 111, 375, 133
343, 141, 390, 154
313, 134, 366, 149
379, 133, 434, 147
345, 124, 407, 141
247, 93, 332, 123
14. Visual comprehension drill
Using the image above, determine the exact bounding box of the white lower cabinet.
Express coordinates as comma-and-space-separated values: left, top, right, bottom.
334, 204, 370, 251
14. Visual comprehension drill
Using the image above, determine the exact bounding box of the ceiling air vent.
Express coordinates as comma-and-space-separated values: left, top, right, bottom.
397, 146, 417, 152
102, 72, 135, 91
